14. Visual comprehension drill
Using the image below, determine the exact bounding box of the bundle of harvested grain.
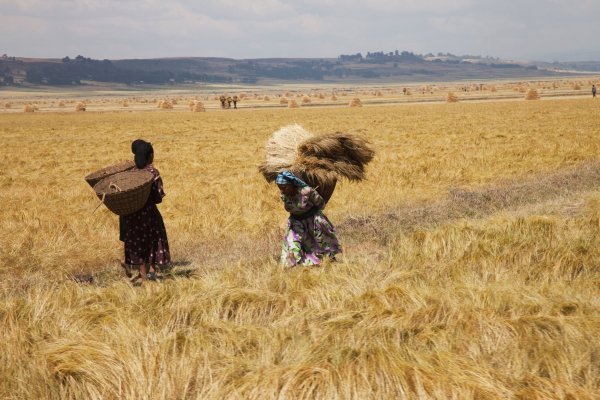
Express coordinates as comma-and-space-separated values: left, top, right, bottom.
331, 95, 338, 101
4, 102, 11, 109
259, 125, 374, 203
375, 90, 383, 97
122, 101, 129, 107
302, 96, 311, 104
525, 88, 540, 100
280, 97, 289, 105
573, 83, 581, 90
288, 99, 299, 108
263, 96, 270, 101
318, 93, 325, 99
446, 92, 459, 103
349, 98, 362, 107
191, 101, 205, 112
159, 100, 173, 109
75, 102, 86, 112
23, 104, 37, 113
490, 85, 497, 92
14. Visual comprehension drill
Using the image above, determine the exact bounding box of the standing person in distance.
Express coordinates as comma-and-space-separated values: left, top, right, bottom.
593, 84, 597, 98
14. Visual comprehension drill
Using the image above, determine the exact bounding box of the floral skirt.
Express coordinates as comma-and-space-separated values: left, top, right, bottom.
281, 211, 341, 267
122, 203, 171, 266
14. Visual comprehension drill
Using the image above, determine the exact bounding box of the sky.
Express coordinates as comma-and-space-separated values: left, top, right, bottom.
1, 0, 599, 62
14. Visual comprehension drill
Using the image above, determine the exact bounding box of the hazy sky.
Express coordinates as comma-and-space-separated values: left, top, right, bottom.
1, 0, 599, 61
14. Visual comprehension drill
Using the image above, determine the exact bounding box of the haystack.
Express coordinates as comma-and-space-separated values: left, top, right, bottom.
490, 85, 497, 92
159, 100, 173, 109
75, 102, 86, 112
259, 124, 375, 203
331, 95, 338, 101
263, 96, 270, 101
288, 99, 299, 108
280, 97, 289, 105
525, 88, 540, 100
302, 96, 311, 104
4, 102, 11, 109
349, 98, 362, 107
23, 104, 37, 113
191, 101, 205, 112
573, 83, 581, 90
122, 101, 129, 107
446, 92, 459, 103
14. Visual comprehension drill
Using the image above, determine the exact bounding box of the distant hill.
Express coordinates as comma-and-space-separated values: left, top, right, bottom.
0, 52, 596, 87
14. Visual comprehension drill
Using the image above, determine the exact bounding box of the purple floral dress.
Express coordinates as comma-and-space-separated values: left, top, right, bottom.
121, 165, 171, 266
280, 186, 341, 266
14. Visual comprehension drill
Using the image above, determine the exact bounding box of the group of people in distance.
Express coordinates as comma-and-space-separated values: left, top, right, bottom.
120, 139, 340, 285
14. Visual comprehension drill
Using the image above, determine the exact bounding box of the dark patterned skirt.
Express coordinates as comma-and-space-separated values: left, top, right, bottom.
121, 202, 171, 266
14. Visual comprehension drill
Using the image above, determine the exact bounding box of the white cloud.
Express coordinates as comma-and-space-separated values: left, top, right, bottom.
0, 0, 599, 60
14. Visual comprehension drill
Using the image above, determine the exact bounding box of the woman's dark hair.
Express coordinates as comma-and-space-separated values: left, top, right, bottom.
134, 140, 154, 169
131, 139, 145, 154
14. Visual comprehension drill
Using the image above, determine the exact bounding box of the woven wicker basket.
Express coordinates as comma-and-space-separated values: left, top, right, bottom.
85, 160, 136, 188
93, 170, 154, 216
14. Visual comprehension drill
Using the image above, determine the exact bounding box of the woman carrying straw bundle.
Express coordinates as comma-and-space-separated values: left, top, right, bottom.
121, 139, 170, 285
276, 171, 340, 267
260, 125, 374, 267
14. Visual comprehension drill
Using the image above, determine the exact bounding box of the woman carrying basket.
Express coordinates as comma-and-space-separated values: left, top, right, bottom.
277, 171, 341, 267
121, 140, 171, 284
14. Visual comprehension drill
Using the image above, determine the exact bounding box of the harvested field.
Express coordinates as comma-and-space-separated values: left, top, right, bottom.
0, 94, 599, 399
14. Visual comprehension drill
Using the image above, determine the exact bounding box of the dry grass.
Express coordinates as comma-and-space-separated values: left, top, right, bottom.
0, 96, 599, 399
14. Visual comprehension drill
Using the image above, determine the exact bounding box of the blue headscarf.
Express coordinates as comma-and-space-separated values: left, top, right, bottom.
275, 171, 308, 187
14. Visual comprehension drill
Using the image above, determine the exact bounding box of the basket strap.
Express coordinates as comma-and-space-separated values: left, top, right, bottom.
93, 192, 106, 213
109, 183, 122, 192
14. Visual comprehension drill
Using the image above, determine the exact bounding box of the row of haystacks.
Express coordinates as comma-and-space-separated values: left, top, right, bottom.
258, 124, 375, 203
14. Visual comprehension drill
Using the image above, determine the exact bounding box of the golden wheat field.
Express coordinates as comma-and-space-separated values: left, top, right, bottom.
0, 91, 599, 399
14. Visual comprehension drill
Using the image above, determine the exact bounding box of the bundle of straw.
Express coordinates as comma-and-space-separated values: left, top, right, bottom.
75, 102, 86, 112
446, 92, 459, 103
288, 99, 299, 108
191, 101, 205, 112
349, 98, 362, 107
259, 124, 374, 203
525, 88, 540, 100
23, 104, 37, 113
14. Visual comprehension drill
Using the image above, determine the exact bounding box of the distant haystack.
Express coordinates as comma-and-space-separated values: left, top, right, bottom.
375, 90, 383, 97
572, 82, 581, 90
171, 99, 178, 105
490, 85, 497, 92
331, 95, 338, 101
288, 99, 299, 108
446, 92, 459, 103
191, 100, 205, 112
525, 88, 540, 100
4, 102, 11, 109
349, 98, 362, 107
23, 104, 37, 112
318, 93, 325, 99
302, 96, 311, 104
263, 96, 270, 101
122, 101, 129, 107
280, 97, 289, 105
75, 102, 86, 112
58, 100, 66, 107
159, 100, 173, 109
